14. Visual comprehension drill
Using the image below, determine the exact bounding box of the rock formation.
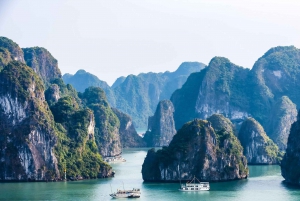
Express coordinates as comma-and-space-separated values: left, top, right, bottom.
207, 114, 236, 134
112, 108, 146, 148
80, 87, 122, 158
238, 118, 281, 164
142, 119, 248, 182
0, 37, 25, 70
265, 96, 297, 151
50, 96, 113, 179
249, 46, 300, 124
0, 61, 59, 181
168, 46, 300, 150
23, 47, 62, 86
143, 100, 176, 147
45, 84, 60, 105
281, 111, 300, 185
0, 37, 114, 180
171, 57, 250, 131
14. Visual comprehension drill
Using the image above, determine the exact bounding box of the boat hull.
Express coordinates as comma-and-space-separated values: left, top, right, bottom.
178, 188, 210, 191
110, 193, 141, 198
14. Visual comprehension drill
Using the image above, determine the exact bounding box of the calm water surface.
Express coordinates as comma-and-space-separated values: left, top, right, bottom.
0, 148, 299, 201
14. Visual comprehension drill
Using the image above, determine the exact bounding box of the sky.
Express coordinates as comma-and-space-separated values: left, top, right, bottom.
0, 0, 300, 85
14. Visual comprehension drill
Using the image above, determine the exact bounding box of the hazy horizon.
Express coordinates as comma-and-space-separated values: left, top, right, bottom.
1, 0, 300, 85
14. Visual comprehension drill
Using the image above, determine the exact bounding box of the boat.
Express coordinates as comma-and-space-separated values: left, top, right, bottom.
178, 176, 210, 191
109, 188, 141, 198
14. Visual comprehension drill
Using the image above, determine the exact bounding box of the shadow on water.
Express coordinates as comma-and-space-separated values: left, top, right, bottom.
281, 180, 300, 190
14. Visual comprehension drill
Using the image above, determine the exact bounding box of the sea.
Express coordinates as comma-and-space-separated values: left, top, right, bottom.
0, 148, 299, 201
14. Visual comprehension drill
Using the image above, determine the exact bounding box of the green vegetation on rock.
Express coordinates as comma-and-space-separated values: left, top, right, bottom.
142, 118, 248, 182
0, 37, 25, 70
79, 87, 121, 157
265, 96, 297, 151
0, 61, 58, 180
238, 118, 281, 164
0, 61, 44, 102
52, 103, 111, 178
112, 108, 146, 148
23, 47, 62, 87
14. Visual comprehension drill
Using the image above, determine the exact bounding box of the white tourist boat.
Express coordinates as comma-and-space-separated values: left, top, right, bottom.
110, 188, 141, 198
179, 176, 210, 191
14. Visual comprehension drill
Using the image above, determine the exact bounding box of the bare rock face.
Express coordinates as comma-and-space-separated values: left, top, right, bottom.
23, 47, 62, 86
170, 46, 300, 152
144, 100, 176, 147
0, 62, 59, 181
266, 96, 297, 151
142, 119, 248, 182
281, 111, 300, 186
112, 108, 146, 148
238, 118, 280, 164
171, 57, 250, 131
45, 84, 60, 105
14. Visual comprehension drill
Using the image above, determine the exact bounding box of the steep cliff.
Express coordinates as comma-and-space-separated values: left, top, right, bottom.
171, 57, 250, 130
143, 100, 176, 147
266, 96, 297, 151
281, 112, 300, 185
238, 118, 280, 164
142, 119, 248, 182
0, 61, 59, 181
169, 46, 300, 151
0, 37, 115, 180
112, 108, 146, 148
50, 96, 112, 178
23, 47, 62, 86
80, 87, 122, 157
249, 46, 300, 124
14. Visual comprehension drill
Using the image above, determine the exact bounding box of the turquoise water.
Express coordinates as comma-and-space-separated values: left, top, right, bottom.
0, 148, 299, 201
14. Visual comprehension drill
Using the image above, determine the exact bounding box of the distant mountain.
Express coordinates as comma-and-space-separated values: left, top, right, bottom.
63, 70, 116, 106
63, 62, 205, 128
111, 76, 126, 88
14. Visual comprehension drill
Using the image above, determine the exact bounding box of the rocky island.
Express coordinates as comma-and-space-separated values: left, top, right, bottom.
143, 100, 176, 147
142, 117, 248, 182
238, 118, 281, 164
281, 111, 300, 186
0, 37, 143, 181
